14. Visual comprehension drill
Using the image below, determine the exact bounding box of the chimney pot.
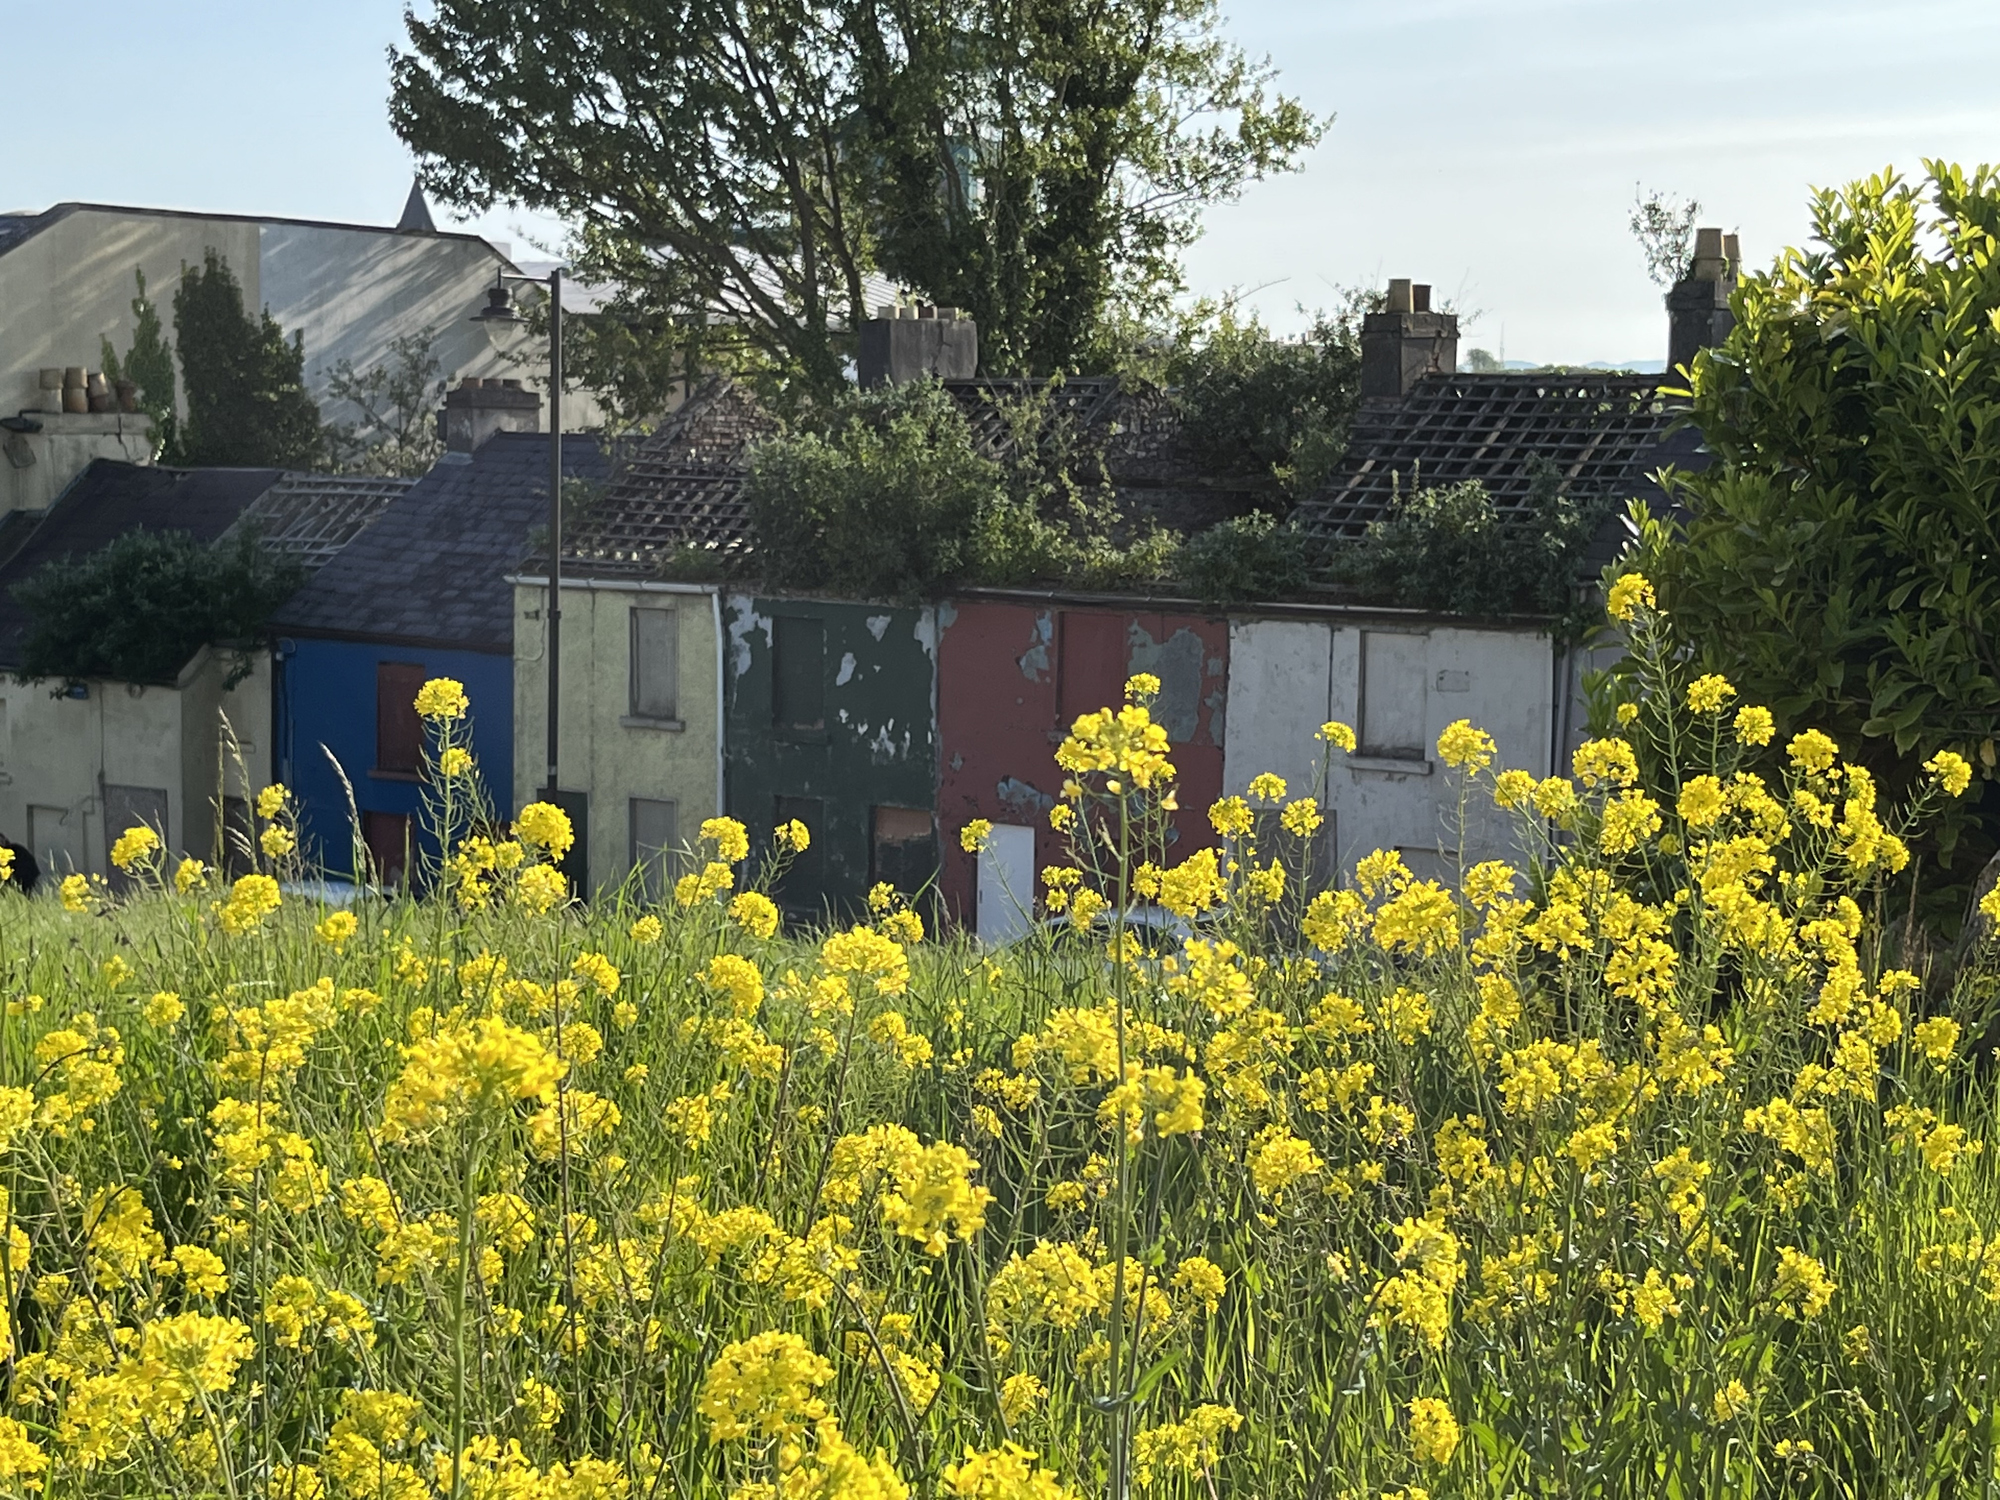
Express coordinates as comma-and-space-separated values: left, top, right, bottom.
876, 304, 897, 320
1412, 284, 1432, 314
460, 376, 484, 389
1386, 278, 1414, 314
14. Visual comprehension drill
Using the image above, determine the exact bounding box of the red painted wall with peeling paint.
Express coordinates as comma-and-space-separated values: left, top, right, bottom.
935, 596, 1230, 927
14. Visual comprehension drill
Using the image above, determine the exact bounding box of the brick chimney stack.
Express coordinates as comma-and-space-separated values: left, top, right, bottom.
442, 377, 541, 452
1360, 280, 1458, 401
1667, 227, 1739, 375
857, 304, 979, 387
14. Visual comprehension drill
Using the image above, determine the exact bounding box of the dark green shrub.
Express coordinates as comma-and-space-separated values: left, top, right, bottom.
12, 530, 305, 688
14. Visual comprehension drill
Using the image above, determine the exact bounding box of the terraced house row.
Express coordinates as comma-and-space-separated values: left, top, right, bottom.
0, 227, 1738, 930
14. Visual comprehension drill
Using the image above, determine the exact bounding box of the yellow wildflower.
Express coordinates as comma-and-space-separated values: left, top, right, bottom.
413, 677, 469, 719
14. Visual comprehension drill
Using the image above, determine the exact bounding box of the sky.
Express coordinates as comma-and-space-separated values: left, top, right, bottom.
10, 0, 2000, 366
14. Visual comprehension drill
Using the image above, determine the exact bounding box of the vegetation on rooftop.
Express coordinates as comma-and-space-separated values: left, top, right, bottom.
10, 529, 305, 688
322, 331, 448, 478
743, 380, 1177, 600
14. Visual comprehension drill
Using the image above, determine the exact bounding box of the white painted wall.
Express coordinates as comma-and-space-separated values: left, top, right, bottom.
1224, 617, 1557, 882
0, 646, 269, 876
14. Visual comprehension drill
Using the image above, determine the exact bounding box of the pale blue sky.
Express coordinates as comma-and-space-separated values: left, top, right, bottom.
12, 0, 2000, 365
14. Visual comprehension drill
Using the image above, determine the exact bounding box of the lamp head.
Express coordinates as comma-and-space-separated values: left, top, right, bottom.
473, 282, 522, 325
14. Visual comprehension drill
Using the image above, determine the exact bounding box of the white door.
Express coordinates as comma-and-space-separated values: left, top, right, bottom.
976, 823, 1037, 944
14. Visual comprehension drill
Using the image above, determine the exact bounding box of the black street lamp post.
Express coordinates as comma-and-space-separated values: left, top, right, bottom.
474, 269, 564, 806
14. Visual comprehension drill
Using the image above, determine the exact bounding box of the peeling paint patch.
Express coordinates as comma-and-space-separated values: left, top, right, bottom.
866, 614, 890, 641
996, 776, 1055, 819
950, 751, 964, 771
1128, 627, 1204, 742
1018, 610, 1054, 681
1203, 688, 1227, 748
1207, 656, 1224, 677
869, 719, 903, 763
836, 651, 857, 686
936, 599, 958, 633
725, 595, 771, 680
912, 608, 937, 660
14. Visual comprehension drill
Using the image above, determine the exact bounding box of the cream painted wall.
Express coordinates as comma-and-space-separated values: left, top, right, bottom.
1224, 617, 1557, 883
0, 646, 269, 875
512, 579, 721, 895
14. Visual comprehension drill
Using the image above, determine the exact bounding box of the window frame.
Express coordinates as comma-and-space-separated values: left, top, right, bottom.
626, 604, 682, 727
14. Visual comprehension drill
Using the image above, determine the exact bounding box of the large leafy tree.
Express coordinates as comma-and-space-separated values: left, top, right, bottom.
388, 0, 1320, 405
1635, 160, 2000, 865
848, 0, 1323, 374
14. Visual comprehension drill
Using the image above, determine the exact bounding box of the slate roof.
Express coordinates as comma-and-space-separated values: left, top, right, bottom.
562, 375, 1264, 580
0, 461, 415, 671
0, 461, 286, 669
1292, 372, 1700, 542
274, 432, 609, 651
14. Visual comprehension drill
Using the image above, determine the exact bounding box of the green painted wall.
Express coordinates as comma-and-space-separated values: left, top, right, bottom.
722, 593, 938, 918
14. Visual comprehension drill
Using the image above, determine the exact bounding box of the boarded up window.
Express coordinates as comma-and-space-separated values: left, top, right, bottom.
1360, 631, 1427, 759
871, 806, 935, 894
103, 784, 168, 895
376, 661, 428, 774
362, 810, 411, 887
1058, 612, 1129, 724
629, 797, 679, 901
629, 606, 679, 720
773, 794, 824, 912
772, 617, 825, 731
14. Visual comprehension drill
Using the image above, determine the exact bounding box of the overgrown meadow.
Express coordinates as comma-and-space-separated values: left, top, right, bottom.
4, 582, 2000, 1500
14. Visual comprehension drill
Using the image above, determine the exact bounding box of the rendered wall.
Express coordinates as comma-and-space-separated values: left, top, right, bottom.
935, 598, 1229, 927
0, 648, 269, 874
1223, 617, 1556, 883
0, 207, 579, 449
722, 595, 938, 919
0, 210, 260, 422
275, 636, 513, 880
0, 413, 158, 514
511, 580, 721, 895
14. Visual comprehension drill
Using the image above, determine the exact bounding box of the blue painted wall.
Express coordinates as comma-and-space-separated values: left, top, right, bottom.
274, 636, 514, 879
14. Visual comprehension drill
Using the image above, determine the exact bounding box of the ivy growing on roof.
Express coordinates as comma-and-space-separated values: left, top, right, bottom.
10, 530, 305, 689
742, 379, 1175, 600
